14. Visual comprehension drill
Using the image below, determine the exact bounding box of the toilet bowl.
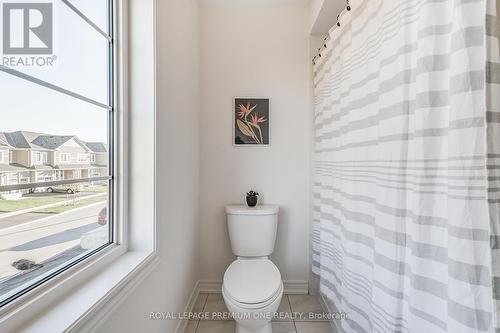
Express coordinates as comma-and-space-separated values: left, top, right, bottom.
222, 258, 283, 333
223, 205, 281, 333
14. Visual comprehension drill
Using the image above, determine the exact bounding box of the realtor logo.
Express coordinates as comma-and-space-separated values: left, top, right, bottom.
2, 3, 53, 54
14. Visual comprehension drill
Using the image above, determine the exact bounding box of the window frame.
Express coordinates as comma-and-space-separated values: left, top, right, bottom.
0, 0, 118, 311
58, 152, 71, 163
77, 153, 88, 162
35, 151, 48, 163
0, 0, 158, 331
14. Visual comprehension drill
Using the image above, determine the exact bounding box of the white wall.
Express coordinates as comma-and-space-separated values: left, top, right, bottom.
97, 2, 312, 331
199, 3, 311, 283
310, 0, 324, 30
97, 0, 201, 332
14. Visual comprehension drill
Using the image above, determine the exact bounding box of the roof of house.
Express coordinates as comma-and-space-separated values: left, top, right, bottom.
31, 135, 74, 150
3, 131, 32, 149
0, 132, 13, 148
0, 131, 106, 152
1, 131, 55, 150
85, 142, 107, 153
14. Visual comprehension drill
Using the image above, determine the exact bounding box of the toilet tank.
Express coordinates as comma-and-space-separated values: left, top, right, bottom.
226, 205, 279, 257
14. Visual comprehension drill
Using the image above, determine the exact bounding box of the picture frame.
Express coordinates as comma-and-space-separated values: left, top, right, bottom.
233, 97, 271, 146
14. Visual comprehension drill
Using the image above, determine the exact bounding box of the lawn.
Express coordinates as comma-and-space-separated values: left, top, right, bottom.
34, 196, 106, 214
83, 184, 108, 193
0, 192, 107, 213
0, 195, 68, 212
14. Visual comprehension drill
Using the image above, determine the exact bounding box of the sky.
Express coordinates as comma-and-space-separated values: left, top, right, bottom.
0, 0, 109, 143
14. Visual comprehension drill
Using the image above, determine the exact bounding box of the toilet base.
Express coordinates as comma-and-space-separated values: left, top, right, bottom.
236, 322, 272, 333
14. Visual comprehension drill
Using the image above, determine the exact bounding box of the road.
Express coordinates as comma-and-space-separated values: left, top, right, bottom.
0, 202, 106, 282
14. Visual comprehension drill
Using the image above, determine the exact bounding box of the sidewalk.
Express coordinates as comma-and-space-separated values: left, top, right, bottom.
0, 212, 54, 230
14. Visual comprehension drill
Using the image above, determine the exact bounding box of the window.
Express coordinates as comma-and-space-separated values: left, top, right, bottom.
8, 174, 18, 185
59, 153, 71, 163
78, 153, 89, 162
73, 170, 82, 179
0, 0, 115, 308
0, 151, 4, 163
35, 152, 48, 163
56, 171, 64, 180
90, 154, 96, 163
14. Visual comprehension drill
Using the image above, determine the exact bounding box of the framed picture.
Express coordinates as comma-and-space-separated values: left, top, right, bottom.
233, 97, 270, 146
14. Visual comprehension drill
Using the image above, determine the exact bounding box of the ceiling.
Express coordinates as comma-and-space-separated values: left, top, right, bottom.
310, 0, 345, 35
199, 0, 311, 6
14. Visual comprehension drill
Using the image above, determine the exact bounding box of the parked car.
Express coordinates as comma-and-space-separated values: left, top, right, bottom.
98, 207, 107, 225
46, 184, 80, 194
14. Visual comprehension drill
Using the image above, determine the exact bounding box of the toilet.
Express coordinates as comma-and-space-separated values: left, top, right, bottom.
223, 205, 282, 333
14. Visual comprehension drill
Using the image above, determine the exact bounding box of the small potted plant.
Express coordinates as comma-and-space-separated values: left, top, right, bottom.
246, 190, 259, 207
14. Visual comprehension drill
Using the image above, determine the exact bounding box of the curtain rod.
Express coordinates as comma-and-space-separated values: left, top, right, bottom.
312, 0, 351, 66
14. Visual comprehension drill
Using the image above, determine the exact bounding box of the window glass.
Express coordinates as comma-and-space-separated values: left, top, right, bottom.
0, 0, 114, 307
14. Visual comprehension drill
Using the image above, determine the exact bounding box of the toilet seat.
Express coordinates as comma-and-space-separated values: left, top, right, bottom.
223, 281, 283, 310
223, 259, 282, 309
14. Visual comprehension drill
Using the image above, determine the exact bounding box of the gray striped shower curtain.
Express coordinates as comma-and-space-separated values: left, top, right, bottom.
312, 0, 500, 332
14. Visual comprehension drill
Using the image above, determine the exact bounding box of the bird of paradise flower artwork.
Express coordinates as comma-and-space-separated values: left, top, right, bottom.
234, 98, 270, 145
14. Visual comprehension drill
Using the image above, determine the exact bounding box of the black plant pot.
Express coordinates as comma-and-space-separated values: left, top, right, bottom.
246, 196, 258, 207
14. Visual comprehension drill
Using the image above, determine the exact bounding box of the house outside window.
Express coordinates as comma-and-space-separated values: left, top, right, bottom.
59, 153, 71, 164
0, 151, 4, 163
78, 154, 89, 163
90, 154, 96, 163
35, 152, 48, 163
8, 174, 18, 185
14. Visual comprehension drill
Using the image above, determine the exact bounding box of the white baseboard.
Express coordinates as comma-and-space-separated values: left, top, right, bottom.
198, 280, 223, 293
198, 280, 309, 294
175, 280, 201, 333
176, 279, 309, 333
318, 293, 339, 333
282, 280, 309, 294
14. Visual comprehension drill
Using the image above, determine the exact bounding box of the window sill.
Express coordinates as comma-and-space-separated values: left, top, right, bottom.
0, 247, 159, 333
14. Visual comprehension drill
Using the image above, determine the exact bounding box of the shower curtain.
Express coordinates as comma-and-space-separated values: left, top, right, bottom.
312, 0, 500, 332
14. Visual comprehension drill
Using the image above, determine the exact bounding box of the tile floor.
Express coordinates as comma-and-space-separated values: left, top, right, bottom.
185, 293, 337, 333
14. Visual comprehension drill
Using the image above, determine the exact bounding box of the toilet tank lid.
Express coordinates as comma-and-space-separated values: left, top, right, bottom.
226, 205, 279, 216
